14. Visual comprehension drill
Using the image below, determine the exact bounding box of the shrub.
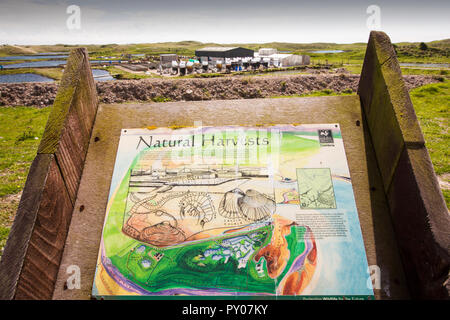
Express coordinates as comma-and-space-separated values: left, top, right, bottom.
152, 96, 171, 102
321, 89, 333, 95
16, 126, 36, 143
419, 42, 428, 51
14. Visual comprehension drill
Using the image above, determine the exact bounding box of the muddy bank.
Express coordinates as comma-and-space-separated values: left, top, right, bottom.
0, 74, 441, 107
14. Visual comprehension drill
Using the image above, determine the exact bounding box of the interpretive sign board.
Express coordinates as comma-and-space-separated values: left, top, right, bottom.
92, 124, 374, 299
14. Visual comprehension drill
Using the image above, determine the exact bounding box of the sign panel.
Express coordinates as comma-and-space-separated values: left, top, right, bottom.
92, 124, 374, 299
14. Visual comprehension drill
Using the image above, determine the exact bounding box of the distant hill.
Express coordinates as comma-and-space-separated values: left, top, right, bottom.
0, 38, 448, 59
428, 39, 450, 48
0, 45, 37, 56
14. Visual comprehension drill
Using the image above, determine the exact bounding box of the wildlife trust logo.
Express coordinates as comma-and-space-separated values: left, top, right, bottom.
318, 129, 334, 146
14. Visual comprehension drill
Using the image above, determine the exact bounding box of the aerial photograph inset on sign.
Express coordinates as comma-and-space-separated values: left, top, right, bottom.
297, 168, 337, 209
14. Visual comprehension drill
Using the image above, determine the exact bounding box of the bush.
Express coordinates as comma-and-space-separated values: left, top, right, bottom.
419, 42, 428, 51
152, 96, 171, 102
432, 75, 445, 82
16, 126, 36, 143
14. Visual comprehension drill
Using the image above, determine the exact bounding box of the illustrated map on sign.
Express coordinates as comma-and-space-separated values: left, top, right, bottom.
92, 124, 374, 299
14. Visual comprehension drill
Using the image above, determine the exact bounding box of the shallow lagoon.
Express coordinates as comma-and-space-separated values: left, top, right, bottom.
0, 70, 114, 83
0, 73, 54, 83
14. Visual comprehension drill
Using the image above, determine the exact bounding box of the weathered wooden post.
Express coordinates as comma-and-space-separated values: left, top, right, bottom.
0, 48, 98, 300
358, 31, 450, 299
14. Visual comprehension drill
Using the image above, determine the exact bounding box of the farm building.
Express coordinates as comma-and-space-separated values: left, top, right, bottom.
256, 48, 310, 67
258, 48, 277, 56
195, 47, 254, 60
271, 53, 310, 67
160, 54, 178, 64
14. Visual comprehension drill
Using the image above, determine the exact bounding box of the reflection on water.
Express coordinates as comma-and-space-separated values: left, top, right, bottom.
0, 55, 68, 61
0, 52, 121, 72
0, 70, 114, 83
0, 73, 54, 83
1, 60, 66, 69
92, 69, 115, 81
0, 53, 115, 82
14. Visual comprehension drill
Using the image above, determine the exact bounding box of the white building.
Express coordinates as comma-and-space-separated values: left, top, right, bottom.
258, 48, 277, 56
256, 48, 310, 67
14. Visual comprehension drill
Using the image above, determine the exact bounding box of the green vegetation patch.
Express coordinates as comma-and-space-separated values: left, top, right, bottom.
400, 68, 449, 77
0, 106, 51, 256
98, 66, 158, 80
0, 106, 50, 195
410, 81, 449, 175
270, 88, 355, 99
410, 81, 450, 207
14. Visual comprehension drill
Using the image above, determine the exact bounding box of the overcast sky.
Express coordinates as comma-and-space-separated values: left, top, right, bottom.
0, 0, 449, 44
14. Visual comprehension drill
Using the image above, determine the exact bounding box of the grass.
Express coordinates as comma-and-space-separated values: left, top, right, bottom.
409, 81, 450, 206
183, 72, 226, 79
0, 106, 51, 255
0, 45, 37, 56
400, 68, 449, 76
270, 88, 355, 98
343, 65, 363, 74
97, 66, 157, 80
151, 96, 172, 102
343, 65, 449, 77
306, 42, 449, 65
33, 68, 64, 80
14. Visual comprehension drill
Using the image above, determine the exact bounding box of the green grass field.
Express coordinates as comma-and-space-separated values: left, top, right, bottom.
410, 81, 450, 205
0, 106, 51, 253
0, 81, 448, 257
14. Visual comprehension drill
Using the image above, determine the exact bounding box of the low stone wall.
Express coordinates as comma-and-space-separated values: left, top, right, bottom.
0, 74, 441, 107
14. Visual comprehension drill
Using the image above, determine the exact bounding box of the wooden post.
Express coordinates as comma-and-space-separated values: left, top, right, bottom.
0, 48, 98, 300
358, 31, 450, 299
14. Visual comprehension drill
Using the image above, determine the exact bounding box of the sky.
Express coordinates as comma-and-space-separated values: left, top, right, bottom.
0, 0, 449, 45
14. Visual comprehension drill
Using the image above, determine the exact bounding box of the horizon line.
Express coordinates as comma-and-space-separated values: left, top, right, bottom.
1, 37, 449, 47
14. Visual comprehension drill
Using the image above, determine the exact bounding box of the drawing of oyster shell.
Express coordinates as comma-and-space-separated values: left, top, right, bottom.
218, 188, 245, 219
238, 189, 275, 221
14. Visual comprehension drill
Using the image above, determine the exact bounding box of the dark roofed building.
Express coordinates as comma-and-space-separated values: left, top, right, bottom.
195, 47, 254, 59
